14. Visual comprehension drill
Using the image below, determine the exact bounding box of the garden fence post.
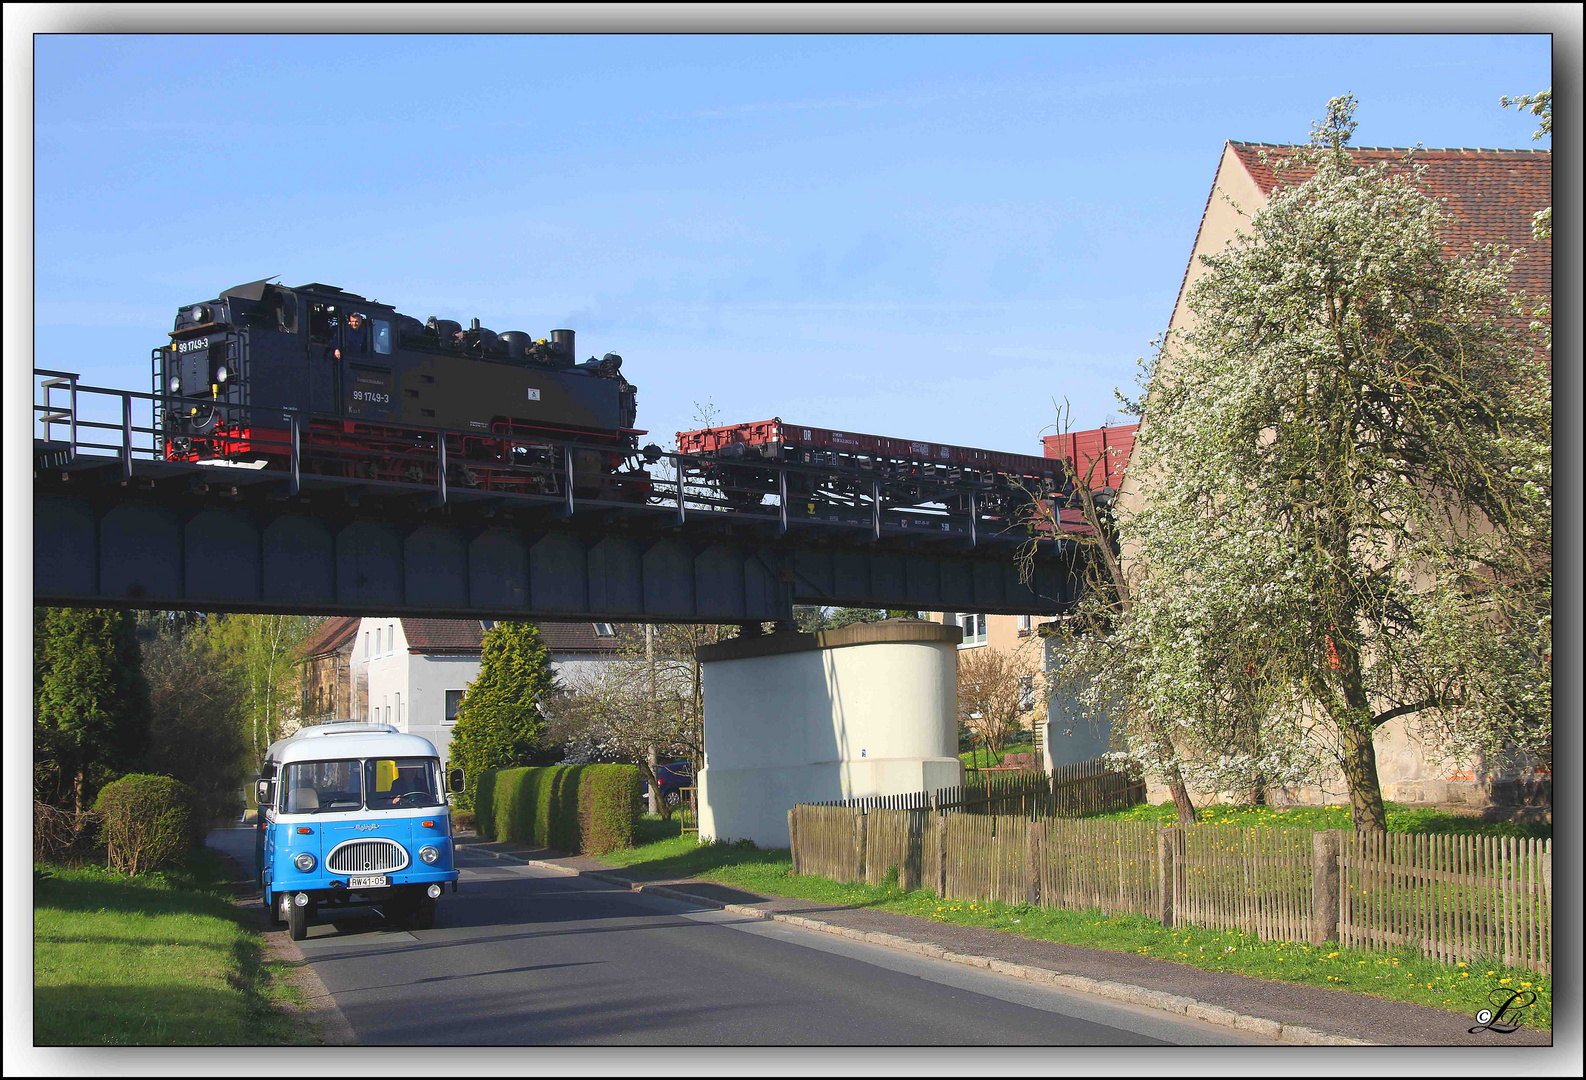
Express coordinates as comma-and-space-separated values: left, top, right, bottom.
900, 810, 922, 892
788, 808, 799, 876
854, 810, 868, 885
935, 798, 949, 898
1156, 827, 1176, 928
1311, 829, 1340, 946
1025, 820, 1042, 906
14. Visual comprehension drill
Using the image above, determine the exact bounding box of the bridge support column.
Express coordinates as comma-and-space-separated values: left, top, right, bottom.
695, 619, 964, 848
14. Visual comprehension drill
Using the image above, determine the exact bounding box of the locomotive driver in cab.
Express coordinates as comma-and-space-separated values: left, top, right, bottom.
334, 311, 369, 361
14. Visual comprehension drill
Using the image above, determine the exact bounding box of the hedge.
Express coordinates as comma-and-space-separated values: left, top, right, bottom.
92, 773, 198, 875
475, 764, 642, 856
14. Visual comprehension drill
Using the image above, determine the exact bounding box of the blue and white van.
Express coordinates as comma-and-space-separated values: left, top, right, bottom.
254, 721, 463, 940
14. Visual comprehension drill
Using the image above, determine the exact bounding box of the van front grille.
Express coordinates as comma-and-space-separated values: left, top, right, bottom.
327, 838, 409, 874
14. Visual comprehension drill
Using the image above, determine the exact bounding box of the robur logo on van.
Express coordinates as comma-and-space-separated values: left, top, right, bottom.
355, 824, 380, 832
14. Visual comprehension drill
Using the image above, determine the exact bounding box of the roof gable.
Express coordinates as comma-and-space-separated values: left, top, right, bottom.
297, 615, 360, 659
1227, 142, 1551, 301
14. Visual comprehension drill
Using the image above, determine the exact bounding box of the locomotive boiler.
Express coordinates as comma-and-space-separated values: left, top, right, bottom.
155, 278, 652, 498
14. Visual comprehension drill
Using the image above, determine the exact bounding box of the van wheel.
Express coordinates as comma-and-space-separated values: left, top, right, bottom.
414, 896, 437, 931
269, 892, 286, 926
288, 897, 311, 941
384, 891, 413, 926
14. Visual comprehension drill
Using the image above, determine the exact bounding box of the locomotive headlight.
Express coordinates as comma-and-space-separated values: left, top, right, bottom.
419, 845, 440, 865
189, 305, 209, 323
215, 365, 229, 383
294, 852, 316, 873
168, 375, 182, 394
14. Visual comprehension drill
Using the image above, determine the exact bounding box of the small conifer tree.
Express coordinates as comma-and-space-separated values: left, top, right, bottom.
447, 622, 553, 808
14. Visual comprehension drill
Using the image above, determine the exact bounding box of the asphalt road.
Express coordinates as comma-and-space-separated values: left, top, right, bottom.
210, 828, 1271, 1046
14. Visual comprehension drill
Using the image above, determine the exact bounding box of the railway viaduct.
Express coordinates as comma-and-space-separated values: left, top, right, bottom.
33, 374, 1078, 623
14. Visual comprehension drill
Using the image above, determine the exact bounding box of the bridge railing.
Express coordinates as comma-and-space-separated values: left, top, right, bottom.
35, 368, 1055, 549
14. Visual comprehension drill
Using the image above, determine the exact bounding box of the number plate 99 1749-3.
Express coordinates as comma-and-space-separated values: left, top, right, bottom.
348, 875, 388, 889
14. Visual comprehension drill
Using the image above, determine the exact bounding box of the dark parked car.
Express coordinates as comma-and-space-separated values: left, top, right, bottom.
655, 760, 694, 809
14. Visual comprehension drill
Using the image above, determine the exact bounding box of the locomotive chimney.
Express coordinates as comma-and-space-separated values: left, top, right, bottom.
551, 329, 575, 367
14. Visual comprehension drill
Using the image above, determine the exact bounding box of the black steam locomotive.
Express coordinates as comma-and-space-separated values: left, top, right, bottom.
155, 278, 653, 498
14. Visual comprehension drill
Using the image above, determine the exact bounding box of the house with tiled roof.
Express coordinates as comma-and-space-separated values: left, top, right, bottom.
341, 618, 632, 763
1108, 140, 1551, 811
298, 616, 363, 727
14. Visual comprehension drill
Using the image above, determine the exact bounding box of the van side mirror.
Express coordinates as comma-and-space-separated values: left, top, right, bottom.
255, 779, 275, 810
447, 768, 466, 794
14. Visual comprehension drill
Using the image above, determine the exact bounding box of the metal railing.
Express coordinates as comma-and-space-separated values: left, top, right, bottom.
34, 368, 1058, 550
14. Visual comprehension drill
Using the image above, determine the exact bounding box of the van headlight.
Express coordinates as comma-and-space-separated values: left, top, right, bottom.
419, 846, 440, 864
294, 852, 316, 873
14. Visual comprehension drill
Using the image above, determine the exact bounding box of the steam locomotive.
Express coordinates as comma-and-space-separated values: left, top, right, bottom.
156, 278, 1068, 520
155, 278, 654, 498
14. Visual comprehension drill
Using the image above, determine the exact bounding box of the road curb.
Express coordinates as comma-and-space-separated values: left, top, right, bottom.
516, 858, 1374, 1046
210, 849, 359, 1046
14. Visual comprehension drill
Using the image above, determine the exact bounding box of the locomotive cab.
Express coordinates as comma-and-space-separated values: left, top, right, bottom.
155, 279, 648, 500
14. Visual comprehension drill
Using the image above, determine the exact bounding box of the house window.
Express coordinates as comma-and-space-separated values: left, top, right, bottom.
444, 689, 465, 725
375, 627, 382, 655
955, 613, 987, 648
479, 620, 497, 633
363, 631, 370, 660
1018, 614, 1033, 636
394, 692, 401, 728
594, 622, 614, 637
388, 623, 395, 654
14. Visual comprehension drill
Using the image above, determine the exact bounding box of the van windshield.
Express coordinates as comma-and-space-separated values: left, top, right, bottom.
365, 757, 442, 809
282, 760, 362, 814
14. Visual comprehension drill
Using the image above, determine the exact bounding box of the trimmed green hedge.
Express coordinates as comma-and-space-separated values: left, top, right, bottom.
475, 764, 642, 855
92, 773, 198, 875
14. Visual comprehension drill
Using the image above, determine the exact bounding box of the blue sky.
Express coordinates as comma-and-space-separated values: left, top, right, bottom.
32, 34, 1551, 453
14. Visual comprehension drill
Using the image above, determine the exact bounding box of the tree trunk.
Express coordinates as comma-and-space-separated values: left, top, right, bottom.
73, 768, 85, 818
1150, 733, 1198, 825
1341, 721, 1388, 833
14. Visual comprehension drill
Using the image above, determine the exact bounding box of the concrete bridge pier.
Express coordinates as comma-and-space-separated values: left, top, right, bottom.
695, 619, 963, 848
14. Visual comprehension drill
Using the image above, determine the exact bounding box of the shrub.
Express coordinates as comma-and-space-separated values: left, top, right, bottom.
93, 774, 198, 875
580, 766, 643, 855
33, 800, 101, 865
447, 623, 554, 810
476, 764, 641, 855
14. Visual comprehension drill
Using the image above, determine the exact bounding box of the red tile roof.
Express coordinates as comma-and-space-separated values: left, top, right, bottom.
297, 616, 360, 659
396, 619, 634, 656
399, 619, 484, 654
1228, 143, 1551, 303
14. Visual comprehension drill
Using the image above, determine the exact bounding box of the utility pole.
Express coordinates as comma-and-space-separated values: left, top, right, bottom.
646, 623, 658, 815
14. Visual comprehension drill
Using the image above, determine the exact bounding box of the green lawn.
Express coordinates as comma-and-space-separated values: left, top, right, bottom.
33, 849, 313, 1046
959, 739, 1035, 770
601, 815, 1551, 1028
1091, 800, 1552, 839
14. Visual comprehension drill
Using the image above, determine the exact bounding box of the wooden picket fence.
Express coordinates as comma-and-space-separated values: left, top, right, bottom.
1171, 825, 1314, 946
804, 757, 1144, 819
787, 805, 1552, 974
1051, 758, 1147, 816
1338, 832, 1552, 974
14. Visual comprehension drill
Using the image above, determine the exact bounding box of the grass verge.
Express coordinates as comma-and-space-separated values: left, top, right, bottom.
34, 848, 314, 1046
601, 816, 1551, 1029
1091, 800, 1551, 839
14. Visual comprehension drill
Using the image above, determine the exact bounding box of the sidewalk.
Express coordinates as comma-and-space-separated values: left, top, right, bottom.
455, 834, 1552, 1048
